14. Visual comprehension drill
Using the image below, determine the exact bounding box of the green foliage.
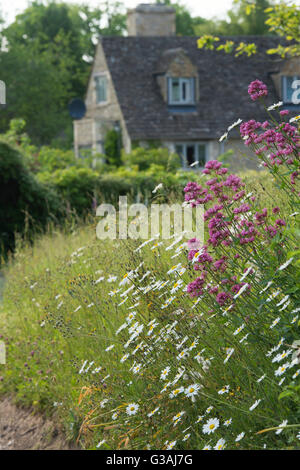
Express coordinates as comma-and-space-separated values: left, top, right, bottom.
0, 0, 127, 145
0, 141, 62, 262
104, 128, 122, 166
195, 0, 273, 37
265, 2, 300, 57
156, 0, 208, 36
37, 167, 99, 216
121, 147, 181, 172
197, 0, 300, 58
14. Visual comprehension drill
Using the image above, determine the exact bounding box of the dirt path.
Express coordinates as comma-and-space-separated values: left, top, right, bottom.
0, 398, 78, 450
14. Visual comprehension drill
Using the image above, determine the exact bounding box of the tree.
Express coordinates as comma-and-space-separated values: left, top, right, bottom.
0, 1, 126, 146
156, 0, 208, 36
195, 0, 273, 36
197, 1, 300, 58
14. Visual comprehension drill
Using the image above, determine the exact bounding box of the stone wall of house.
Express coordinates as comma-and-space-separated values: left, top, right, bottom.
74, 42, 131, 157
127, 4, 175, 37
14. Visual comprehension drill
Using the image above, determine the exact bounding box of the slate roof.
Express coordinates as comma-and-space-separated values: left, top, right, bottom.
100, 36, 291, 141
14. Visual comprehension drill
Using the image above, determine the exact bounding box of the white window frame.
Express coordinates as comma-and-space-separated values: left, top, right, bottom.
168, 77, 195, 105
94, 73, 108, 105
282, 75, 300, 103
174, 142, 207, 169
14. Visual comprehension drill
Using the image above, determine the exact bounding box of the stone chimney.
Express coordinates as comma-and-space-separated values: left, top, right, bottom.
127, 3, 176, 36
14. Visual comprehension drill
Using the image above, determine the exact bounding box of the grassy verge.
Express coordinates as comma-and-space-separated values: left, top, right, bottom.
0, 171, 299, 450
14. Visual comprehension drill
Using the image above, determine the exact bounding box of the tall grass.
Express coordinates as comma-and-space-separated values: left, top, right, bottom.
0, 84, 299, 450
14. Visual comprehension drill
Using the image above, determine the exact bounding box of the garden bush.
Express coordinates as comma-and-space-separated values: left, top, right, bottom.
121, 147, 181, 172
0, 141, 63, 262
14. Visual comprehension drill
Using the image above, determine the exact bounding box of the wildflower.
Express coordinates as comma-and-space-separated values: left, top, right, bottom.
203, 418, 220, 434
112, 412, 118, 420
272, 350, 293, 363
257, 374, 266, 383
160, 366, 171, 380
166, 440, 176, 450
126, 403, 139, 416
248, 79, 268, 101
218, 385, 230, 395
224, 348, 234, 363
214, 438, 226, 450
219, 132, 228, 142
185, 384, 201, 398
274, 363, 290, 376
235, 432, 245, 442
270, 317, 280, 329
172, 411, 185, 423
277, 257, 294, 271
275, 420, 288, 435
249, 399, 261, 411
96, 439, 106, 448
169, 386, 184, 399
224, 418, 232, 427
182, 433, 191, 441
233, 324, 245, 336
152, 183, 163, 194
203, 444, 212, 450
148, 407, 160, 418
105, 344, 114, 352
267, 101, 283, 111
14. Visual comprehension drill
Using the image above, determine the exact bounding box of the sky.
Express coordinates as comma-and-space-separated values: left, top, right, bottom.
1, 0, 235, 25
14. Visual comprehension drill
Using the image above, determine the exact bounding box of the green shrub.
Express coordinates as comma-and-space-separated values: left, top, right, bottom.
0, 142, 63, 262
104, 128, 122, 167
121, 147, 181, 172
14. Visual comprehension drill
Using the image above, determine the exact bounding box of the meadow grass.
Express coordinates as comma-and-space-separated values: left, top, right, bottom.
0, 167, 299, 450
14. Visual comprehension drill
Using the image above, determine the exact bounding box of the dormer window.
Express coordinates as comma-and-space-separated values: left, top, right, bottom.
94, 74, 107, 104
282, 75, 300, 104
168, 77, 195, 105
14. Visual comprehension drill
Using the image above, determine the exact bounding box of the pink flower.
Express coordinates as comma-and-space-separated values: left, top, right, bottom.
248, 79, 268, 101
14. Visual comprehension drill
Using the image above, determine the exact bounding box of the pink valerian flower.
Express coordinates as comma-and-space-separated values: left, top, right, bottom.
187, 238, 201, 250
275, 219, 286, 227
224, 174, 244, 192
254, 208, 268, 225
248, 79, 268, 101
216, 291, 232, 306
213, 256, 228, 272
233, 203, 251, 214
204, 204, 224, 221
231, 283, 250, 295
232, 190, 246, 201
272, 207, 280, 214
202, 160, 223, 175
280, 110, 289, 116
265, 225, 278, 238
187, 277, 205, 298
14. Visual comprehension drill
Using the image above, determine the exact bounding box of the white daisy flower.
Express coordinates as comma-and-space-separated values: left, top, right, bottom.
185, 383, 201, 398
235, 432, 245, 442
202, 418, 220, 434
275, 420, 288, 435
126, 403, 139, 416
249, 399, 261, 411
214, 438, 226, 450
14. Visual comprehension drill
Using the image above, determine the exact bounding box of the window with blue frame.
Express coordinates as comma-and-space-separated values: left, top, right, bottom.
94, 75, 107, 104
282, 75, 300, 104
168, 77, 195, 105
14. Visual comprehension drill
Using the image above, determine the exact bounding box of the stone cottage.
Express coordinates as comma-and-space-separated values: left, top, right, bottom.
73, 3, 300, 169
